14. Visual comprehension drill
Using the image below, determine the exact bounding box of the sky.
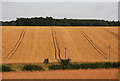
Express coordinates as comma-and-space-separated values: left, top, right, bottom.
1, 0, 120, 2
0, 1, 119, 21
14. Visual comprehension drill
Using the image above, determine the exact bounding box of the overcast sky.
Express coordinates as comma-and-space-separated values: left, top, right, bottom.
1, 0, 120, 2
1, 2, 119, 21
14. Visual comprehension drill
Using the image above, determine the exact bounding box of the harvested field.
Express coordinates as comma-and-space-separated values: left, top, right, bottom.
2, 69, 118, 79
2, 26, 118, 63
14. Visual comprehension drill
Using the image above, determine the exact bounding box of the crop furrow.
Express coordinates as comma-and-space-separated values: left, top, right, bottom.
80, 30, 107, 59
105, 29, 118, 38
5, 29, 26, 59
50, 27, 61, 60
52, 31, 57, 59
5, 30, 24, 59
8, 31, 26, 59
81, 30, 106, 55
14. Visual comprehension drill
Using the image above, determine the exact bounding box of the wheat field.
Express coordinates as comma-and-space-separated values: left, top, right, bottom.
2, 26, 118, 63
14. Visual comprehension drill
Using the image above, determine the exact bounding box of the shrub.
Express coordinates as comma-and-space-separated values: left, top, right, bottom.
92, 62, 105, 69
22, 64, 43, 71
59, 59, 71, 69
104, 62, 112, 69
43, 58, 49, 64
2, 65, 13, 72
49, 65, 61, 70
0, 65, 1, 72
117, 62, 120, 68
59, 59, 71, 65
80, 63, 93, 69
49, 59, 71, 70
111, 62, 120, 68
69, 64, 81, 69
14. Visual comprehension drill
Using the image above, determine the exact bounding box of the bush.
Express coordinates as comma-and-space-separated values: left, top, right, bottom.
59, 59, 71, 69
49, 59, 71, 70
118, 62, 120, 67
104, 62, 112, 69
22, 64, 43, 71
80, 63, 93, 69
69, 64, 81, 69
92, 62, 105, 69
49, 65, 61, 70
0, 65, 1, 72
2, 65, 13, 72
43, 58, 49, 64
111, 62, 120, 68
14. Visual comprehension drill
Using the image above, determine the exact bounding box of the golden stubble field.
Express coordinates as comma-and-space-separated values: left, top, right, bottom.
2, 26, 118, 63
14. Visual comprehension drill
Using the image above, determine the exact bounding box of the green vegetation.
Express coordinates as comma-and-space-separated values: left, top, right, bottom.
49, 59, 71, 70
22, 64, 43, 71
2, 17, 119, 26
49, 65, 61, 70
2, 65, 13, 72
59, 59, 71, 69
49, 61, 120, 70
1, 62, 120, 72
43, 58, 49, 64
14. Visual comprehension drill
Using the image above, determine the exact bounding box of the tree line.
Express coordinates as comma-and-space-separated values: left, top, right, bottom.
1, 17, 120, 26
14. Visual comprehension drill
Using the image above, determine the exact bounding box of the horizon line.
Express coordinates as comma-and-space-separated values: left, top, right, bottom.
1, 16, 119, 22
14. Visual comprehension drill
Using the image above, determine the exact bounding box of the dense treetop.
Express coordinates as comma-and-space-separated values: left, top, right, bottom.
1, 17, 120, 26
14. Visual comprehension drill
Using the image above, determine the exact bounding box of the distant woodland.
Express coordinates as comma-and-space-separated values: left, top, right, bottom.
1, 17, 120, 26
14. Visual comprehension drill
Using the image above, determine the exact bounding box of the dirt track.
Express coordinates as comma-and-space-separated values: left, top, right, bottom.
2, 69, 118, 79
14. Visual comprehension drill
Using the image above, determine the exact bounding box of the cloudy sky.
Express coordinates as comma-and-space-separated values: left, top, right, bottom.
1, 1, 119, 21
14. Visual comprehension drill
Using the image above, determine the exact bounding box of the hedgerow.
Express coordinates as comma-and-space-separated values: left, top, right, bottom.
49, 61, 120, 70
22, 64, 43, 71
2, 65, 13, 72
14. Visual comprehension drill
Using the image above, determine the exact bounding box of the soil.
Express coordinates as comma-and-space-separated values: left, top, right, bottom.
2, 69, 118, 79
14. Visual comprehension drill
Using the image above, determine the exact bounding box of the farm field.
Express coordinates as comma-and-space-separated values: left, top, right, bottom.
2, 26, 118, 63
2, 69, 118, 79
